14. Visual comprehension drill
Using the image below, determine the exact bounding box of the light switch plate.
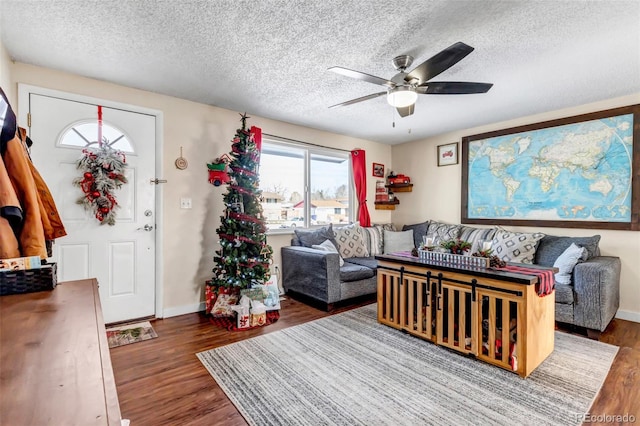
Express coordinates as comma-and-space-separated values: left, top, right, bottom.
180, 198, 192, 209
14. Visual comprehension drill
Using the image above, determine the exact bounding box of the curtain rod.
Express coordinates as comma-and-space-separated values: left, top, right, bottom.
262, 133, 353, 153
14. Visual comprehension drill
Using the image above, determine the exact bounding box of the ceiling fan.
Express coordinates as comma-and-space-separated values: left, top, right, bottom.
328, 42, 493, 117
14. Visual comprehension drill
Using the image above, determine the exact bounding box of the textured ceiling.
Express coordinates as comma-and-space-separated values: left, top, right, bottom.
1, 0, 639, 145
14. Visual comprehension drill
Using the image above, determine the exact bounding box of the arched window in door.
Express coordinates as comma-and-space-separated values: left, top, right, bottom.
57, 121, 135, 154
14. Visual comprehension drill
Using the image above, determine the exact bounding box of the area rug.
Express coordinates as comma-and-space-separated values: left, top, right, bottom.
197, 304, 618, 426
106, 321, 158, 348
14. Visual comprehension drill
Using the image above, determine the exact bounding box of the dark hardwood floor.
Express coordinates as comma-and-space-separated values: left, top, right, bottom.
110, 298, 640, 426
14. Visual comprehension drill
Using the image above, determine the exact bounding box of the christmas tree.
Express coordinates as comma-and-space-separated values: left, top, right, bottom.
210, 113, 273, 289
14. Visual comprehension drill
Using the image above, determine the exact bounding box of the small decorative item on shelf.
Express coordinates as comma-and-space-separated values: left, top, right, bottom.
386, 171, 411, 185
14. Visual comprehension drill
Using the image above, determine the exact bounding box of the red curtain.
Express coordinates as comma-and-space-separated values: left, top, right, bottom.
351, 149, 371, 227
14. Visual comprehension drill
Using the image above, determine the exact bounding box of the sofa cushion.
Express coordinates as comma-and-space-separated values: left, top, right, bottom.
402, 221, 430, 249
295, 224, 339, 250
553, 243, 588, 285
555, 283, 574, 304
312, 239, 345, 266
383, 230, 414, 254
426, 222, 461, 245
491, 229, 545, 264
362, 226, 384, 256
374, 222, 396, 231
459, 226, 498, 256
344, 256, 378, 271
333, 222, 369, 258
535, 234, 601, 267
339, 263, 375, 282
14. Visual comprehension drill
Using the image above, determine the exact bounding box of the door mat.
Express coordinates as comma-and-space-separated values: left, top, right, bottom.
106, 321, 158, 348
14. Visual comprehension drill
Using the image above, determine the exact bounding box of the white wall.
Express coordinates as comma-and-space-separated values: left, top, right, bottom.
9, 61, 392, 316
391, 94, 640, 322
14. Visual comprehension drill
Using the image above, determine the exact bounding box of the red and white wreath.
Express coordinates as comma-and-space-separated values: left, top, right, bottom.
74, 145, 127, 225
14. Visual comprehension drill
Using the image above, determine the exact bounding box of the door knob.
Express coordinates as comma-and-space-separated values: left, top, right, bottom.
137, 224, 154, 231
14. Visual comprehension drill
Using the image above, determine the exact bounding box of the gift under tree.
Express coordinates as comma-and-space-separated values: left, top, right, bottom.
210, 113, 273, 293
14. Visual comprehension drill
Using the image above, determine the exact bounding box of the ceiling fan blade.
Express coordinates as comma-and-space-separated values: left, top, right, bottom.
396, 104, 415, 117
405, 42, 474, 85
419, 81, 493, 94
328, 67, 395, 88
328, 91, 387, 108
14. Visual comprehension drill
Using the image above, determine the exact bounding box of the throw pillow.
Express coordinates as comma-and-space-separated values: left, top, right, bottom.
333, 222, 369, 258
294, 224, 339, 250
534, 234, 601, 267
491, 230, 545, 264
459, 226, 498, 256
362, 225, 384, 256
402, 221, 430, 249
312, 239, 345, 266
373, 222, 396, 231
426, 221, 461, 246
383, 230, 414, 254
553, 243, 588, 285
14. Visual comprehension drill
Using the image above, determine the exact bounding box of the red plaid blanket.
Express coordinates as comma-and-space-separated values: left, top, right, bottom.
498, 265, 555, 297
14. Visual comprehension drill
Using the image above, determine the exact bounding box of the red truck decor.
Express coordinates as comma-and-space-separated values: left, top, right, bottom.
388, 173, 411, 185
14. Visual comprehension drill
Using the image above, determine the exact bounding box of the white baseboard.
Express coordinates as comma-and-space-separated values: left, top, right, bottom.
615, 309, 640, 323
162, 302, 206, 318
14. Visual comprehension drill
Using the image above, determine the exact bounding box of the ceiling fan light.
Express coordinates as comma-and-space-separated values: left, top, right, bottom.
387, 87, 418, 108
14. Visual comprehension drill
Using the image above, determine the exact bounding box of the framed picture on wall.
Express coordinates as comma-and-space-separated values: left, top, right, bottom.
461, 104, 640, 230
372, 163, 384, 177
437, 143, 458, 166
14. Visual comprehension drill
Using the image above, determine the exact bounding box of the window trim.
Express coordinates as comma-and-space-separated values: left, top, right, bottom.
261, 136, 354, 234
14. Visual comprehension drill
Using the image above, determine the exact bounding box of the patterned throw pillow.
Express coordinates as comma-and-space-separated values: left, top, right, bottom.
362, 226, 384, 256
459, 226, 498, 256
426, 222, 462, 246
491, 230, 545, 264
333, 223, 369, 258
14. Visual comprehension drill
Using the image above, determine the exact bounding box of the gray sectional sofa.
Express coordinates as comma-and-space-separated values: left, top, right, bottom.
281, 221, 620, 335
281, 224, 378, 310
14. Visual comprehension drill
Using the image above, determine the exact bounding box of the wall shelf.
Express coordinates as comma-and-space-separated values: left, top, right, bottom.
386, 183, 413, 192
374, 199, 400, 210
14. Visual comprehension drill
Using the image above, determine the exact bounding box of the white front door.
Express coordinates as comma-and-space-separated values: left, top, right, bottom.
25, 90, 157, 323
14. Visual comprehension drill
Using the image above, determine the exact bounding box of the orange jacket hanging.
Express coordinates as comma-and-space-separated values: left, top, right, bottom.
2, 129, 48, 258
17, 127, 66, 241
0, 153, 21, 258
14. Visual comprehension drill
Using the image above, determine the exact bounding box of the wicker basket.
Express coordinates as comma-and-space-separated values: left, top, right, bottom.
0, 263, 57, 296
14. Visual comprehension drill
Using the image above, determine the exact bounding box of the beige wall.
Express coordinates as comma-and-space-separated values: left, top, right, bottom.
392, 94, 640, 320
0, 37, 15, 104
9, 61, 392, 316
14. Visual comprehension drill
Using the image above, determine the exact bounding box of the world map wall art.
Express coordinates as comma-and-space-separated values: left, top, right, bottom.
461, 104, 640, 231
